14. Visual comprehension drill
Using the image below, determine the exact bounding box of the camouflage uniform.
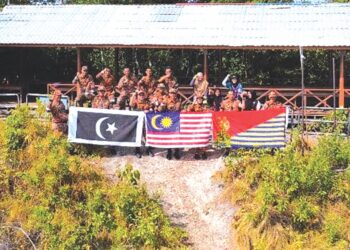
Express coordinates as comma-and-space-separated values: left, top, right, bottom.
73, 67, 95, 107
48, 91, 68, 134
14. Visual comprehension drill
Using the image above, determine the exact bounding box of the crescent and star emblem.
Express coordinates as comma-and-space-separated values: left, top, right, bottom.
151, 114, 163, 130
95, 117, 118, 140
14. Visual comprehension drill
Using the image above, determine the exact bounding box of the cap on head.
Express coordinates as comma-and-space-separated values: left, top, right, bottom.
82, 66, 88, 72
157, 83, 166, 89
169, 88, 177, 94
98, 85, 106, 91
53, 89, 62, 96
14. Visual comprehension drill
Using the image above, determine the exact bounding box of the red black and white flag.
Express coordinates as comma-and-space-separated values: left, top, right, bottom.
213, 108, 287, 149
145, 111, 212, 148
68, 107, 144, 146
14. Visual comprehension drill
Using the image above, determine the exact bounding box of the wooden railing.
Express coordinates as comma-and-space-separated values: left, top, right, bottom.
46, 83, 350, 109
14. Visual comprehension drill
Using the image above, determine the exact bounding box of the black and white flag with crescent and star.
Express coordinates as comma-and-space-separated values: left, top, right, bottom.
68, 107, 144, 146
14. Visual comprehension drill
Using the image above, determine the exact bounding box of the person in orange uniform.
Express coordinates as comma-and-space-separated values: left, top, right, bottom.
138, 68, 157, 95
48, 89, 68, 134
73, 65, 95, 107
187, 95, 208, 160
92, 85, 110, 109
220, 90, 242, 111
158, 67, 178, 92
116, 67, 137, 95
262, 90, 283, 110
96, 67, 116, 103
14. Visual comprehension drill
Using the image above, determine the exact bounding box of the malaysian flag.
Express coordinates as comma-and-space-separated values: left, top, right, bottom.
145, 111, 212, 148
213, 108, 287, 149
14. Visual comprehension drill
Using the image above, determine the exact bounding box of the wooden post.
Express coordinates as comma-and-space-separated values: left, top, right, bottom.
114, 48, 119, 76
339, 51, 345, 108
203, 49, 208, 81
218, 50, 223, 85
77, 48, 81, 73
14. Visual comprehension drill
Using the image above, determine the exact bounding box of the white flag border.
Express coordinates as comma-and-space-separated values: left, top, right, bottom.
68, 107, 144, 147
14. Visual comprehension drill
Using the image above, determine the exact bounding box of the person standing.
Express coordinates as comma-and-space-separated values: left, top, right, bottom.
116, 67, 137, 95
190, 72, 209, 100
73, 65, 95, 107
222, 74, 243, 99
158, 67, 178, 92
96, 67, 116, 103
48, 89, 68, 134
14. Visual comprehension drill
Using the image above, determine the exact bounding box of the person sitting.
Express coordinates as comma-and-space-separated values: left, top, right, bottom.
190, 72, 209, 100
262, 90, 283, 110
92, 85, 110, 109
73, 65, 95, 107
207, 87, 223, 111
48, 89, 68, 134
240, 90, 261, 111
165, 88, 181, 112
149, 83, 167, 112
222, 74, 243, 99
220, 90, 241, 111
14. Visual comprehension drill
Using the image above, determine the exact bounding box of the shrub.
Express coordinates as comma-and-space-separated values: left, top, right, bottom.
225, 130, 350, 249
0, 105, 187, 249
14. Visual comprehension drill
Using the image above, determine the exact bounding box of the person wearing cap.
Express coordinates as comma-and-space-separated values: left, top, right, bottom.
92, 85, 110, 109
187, 95, 208, 160
158, 67, 178, 92
165, 88, 182, 112
96, 67, 116, 103
222, 74, 243, 99
220, 90, 242, 111
190, 72, 209, 100
73, 65, 95, 107
138, 68, 157, 95
149, 83, 167, 112
262, 90, 283, 110
48, 89, 68, 134
116, 67, 137, 95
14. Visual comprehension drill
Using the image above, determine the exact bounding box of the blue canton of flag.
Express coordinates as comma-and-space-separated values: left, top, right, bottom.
146, 112, 180, 133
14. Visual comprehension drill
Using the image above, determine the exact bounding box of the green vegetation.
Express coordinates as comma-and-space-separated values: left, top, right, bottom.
0, 105, 187, 249
221, 131, 350, 249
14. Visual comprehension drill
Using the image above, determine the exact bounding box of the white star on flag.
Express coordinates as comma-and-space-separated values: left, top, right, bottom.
106, 122, 118, 135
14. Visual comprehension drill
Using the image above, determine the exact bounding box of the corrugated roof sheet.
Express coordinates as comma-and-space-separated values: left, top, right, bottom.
0, 3, 350, 48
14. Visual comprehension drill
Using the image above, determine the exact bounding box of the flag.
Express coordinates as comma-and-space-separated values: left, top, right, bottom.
68, 107, 144, 146
213, 108, 287, 149
145, 111, 212, 148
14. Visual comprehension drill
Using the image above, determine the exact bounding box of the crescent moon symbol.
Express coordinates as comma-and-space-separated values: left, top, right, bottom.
151, 115, 163, 130
95, 117, 109, 140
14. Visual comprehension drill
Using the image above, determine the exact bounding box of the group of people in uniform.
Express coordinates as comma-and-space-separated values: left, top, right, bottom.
49, 65, 283, 159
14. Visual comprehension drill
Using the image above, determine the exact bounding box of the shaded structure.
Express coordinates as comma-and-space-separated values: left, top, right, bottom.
0, 3, 349, 106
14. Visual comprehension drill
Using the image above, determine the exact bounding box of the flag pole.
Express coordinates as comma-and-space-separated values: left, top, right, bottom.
299, 46, 305, 155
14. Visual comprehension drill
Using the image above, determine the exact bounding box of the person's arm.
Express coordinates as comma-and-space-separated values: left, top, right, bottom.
256, 101, 262, 110
96, 69, 104, 80
222, 74, 230, 87
237, 83, 243, 95
190, 77, 196, 87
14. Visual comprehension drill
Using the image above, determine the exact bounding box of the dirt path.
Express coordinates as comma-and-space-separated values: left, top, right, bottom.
103, 148, 235, 250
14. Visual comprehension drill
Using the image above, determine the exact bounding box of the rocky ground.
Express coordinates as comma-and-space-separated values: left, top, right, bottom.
102, 147, 236, 250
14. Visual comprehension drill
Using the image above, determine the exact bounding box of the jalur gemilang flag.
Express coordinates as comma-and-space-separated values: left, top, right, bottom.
68, 107, 144, 146
145, 111, 212, 148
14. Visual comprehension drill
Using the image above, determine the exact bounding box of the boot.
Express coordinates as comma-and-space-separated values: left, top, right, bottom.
134, 147, 142, 158
146, 147, 154, 157
166, 149, 173, 160
174, 149, 181, 160
201, 152, 207, 160
194, 153, 200, 160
